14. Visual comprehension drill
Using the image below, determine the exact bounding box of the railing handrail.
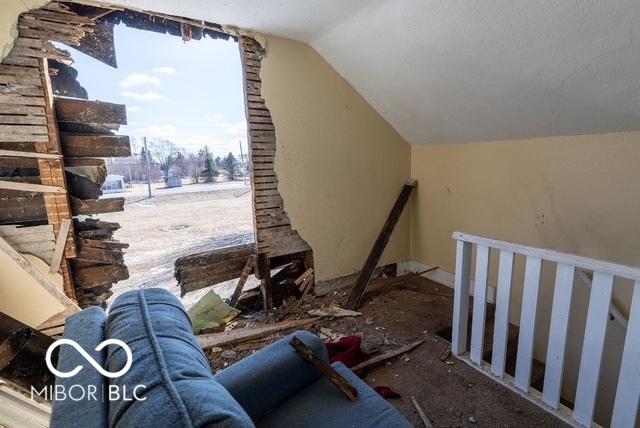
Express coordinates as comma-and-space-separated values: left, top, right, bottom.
452, 231, 640, 281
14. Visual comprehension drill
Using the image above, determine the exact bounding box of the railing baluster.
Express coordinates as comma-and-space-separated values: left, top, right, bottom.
573, 272, 615, 426
542, 263, 576, 408
470, 244, 491, 364
491, 250, 515, 377
514, 256, 542, 392
452, 240, 472, 356
610, 280, 640, 428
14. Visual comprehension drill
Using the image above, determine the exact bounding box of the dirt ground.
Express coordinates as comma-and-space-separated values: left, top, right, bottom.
206, 276, 567, 427
99, 182, 257, 307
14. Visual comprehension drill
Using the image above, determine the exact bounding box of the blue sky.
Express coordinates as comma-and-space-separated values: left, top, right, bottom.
61, 24, 247, 157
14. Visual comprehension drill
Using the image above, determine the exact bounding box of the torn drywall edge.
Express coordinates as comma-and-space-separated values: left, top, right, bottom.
0, 0, 49, 62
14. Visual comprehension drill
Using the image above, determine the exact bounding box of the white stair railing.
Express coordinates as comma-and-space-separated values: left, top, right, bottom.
451, 231, 640, 428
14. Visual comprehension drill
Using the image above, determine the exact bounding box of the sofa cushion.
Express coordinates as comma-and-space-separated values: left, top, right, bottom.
106, 288, 254, 427
216, 330, 327, 421
256, 362, 412, 428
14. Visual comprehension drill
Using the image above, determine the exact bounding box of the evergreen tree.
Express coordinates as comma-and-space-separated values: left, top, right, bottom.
199, 146, 218, 182
222, 152, 239, 181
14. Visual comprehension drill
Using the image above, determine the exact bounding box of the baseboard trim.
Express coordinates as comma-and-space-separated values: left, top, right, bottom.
398, 260, 496, 303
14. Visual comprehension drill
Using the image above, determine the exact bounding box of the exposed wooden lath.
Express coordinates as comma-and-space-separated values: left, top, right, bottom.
0, 1, 130, 306
238, 36, 311, 259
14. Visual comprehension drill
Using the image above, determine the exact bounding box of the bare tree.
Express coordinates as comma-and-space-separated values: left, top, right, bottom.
149, 139, 183, 178
187, 153, 204, 184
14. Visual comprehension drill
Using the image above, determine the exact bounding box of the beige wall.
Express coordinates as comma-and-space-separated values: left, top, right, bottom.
260, 35, 412, 281
0, 253, 66, 327
0, 0, 47, 59
410, 131, 640, 301
410, 131, 640, 424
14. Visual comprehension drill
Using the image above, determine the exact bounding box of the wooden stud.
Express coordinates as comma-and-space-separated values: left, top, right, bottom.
49, 218, 71, 273
229, 257, 254, 307
344, 179, 417, 309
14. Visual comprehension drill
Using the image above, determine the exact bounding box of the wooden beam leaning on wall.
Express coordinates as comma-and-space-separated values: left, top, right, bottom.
344, 179, 417, 310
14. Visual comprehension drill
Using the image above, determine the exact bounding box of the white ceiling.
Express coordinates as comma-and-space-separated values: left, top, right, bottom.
98, 0, 640, 144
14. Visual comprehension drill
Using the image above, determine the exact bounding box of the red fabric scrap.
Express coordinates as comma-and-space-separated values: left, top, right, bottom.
374, 386, 401, 399
325, 335, 370, 368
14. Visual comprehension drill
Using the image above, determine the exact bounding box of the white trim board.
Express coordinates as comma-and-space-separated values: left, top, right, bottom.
397, 260, 496, 304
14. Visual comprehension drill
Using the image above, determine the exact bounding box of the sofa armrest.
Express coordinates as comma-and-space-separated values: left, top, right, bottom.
50, 307, 108, 428
215, 330, 328, 421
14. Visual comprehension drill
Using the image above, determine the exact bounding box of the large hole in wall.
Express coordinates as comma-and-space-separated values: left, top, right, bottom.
1, 1, 312, 312
51, 8, 257, 306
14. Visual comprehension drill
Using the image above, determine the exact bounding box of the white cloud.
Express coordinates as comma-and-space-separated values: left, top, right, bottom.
119, 73, 161, 88
127, 105, 142, 112
153, 66, 176, 75
206, 114, 247, 136
125, 123, 246, 157
121, 91, 166, 101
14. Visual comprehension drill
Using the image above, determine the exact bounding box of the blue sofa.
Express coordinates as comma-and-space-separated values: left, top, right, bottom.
50, 289, 412, 428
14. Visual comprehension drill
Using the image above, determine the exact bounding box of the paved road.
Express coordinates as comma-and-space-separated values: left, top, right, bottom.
102, 180, 250, 199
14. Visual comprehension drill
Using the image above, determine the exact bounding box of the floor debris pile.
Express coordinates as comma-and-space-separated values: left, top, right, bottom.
197, 274, 568, 427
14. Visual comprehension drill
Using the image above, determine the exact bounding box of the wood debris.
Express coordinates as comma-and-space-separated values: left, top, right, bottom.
308, 306, 362, 318
229, 256, 255, 307
197, 317, 319, 350
411, 396, 433, 428
350, 339, 425, 372
0, 328, 32, 372
0, 224, 55, 262
71, 218, 128, 308
175, 243, 255, 296
290, 335, 358, 401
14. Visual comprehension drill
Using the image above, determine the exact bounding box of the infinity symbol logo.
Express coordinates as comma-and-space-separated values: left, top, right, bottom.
45, 339, 133, 379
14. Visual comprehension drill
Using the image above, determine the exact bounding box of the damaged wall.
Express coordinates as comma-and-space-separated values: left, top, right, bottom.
410, 131, 640, 425
259, 35, 411, 281
0, 2, 412, 283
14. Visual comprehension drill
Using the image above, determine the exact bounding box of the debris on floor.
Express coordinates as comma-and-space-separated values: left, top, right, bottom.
199, 274, 568, 427
308, 306, 361, 318
188, 289, 240, 334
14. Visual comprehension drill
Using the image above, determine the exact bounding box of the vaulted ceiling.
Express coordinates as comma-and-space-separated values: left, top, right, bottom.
94, 0, 640, 145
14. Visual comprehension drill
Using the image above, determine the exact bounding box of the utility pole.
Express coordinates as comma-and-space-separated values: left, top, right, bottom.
239, 140, 247, 185
143, 137, 152, 198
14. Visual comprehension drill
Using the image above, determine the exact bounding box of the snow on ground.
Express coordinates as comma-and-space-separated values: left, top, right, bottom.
98, 181, 257, 308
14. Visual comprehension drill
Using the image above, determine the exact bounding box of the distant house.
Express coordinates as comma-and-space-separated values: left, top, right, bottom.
165, 176, 182, 188
102, 174, 125, 194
